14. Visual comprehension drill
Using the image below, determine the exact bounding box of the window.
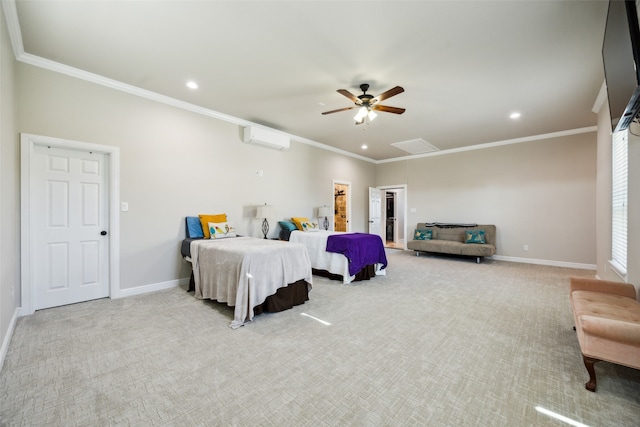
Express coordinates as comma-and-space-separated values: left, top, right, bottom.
611, 129, 628, 276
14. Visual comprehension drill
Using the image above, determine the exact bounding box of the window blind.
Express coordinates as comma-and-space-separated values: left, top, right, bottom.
611, 129, 628, 274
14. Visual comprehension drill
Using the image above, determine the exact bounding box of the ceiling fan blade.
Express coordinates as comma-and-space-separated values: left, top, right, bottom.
337, 89, 362, 104
321, 106, 357, 115
372, 104, 406, 114
372, 86, 404, 103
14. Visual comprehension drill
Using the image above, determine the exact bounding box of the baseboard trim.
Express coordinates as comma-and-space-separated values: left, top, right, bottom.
493, 255, 596, 270
117, 277, 190, 299
0, 307, 20, 372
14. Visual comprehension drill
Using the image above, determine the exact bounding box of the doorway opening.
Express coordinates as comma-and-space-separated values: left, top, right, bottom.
380, 186, 406, 249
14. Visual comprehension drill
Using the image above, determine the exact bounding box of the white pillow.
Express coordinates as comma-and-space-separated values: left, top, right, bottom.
208, 222, 236, 239
301, 221, 319, 232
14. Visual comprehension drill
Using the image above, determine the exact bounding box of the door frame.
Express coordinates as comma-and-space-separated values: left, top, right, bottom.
378, 184, 408, 249
20, 133, 121, 315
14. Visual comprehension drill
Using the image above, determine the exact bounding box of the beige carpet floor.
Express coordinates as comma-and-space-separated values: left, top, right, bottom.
1, 250, 639, 426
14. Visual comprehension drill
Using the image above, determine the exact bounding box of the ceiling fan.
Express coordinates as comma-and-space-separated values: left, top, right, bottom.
321, 83, 406, 125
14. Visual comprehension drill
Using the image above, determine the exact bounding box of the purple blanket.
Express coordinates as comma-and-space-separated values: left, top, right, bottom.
326, 233, 388, 276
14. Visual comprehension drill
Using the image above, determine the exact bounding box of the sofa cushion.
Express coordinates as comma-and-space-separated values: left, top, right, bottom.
458, 243, 495, 257
432, 227, 465, 242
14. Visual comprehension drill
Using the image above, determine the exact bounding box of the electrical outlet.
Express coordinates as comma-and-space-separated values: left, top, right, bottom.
523, 244, 528, 252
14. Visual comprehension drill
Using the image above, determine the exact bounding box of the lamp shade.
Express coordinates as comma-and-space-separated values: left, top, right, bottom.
256, 205, 273, 218
318, 206, 332, 218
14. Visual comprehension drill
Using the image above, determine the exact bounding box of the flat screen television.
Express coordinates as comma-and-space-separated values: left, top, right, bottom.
603, 0, 640, 132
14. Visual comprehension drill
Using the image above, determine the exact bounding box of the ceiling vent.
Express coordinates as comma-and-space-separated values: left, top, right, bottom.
390, 138, 439, 155
243, 126, 290, 151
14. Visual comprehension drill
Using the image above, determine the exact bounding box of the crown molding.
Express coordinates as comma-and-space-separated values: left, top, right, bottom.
375, 126, 598, 164
2, 0, 24, 58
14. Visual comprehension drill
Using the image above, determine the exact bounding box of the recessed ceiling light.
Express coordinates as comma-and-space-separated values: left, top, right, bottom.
361, 145, 368, 150
186, 81, 198, 89
510, 112, 521, 119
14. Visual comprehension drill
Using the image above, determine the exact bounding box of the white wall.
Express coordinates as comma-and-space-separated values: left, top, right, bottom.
16, 63, 375, 291
596, 100, 615, 281
376, 133, 597, 266
0, 4, 20, 367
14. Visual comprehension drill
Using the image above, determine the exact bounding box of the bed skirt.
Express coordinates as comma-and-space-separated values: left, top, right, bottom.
312, 264, 377, 282
253, 279, 309, 314
188, 273, 309, 313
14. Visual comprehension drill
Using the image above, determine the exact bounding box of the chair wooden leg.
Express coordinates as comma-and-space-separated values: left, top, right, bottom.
583, 355, 599, 392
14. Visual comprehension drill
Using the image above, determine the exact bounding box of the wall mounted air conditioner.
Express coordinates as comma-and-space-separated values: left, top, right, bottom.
243, 126, 290, 151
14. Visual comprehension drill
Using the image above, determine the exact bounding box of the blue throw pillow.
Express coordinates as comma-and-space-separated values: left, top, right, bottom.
186, 216, 204, 238
278, 220, 298, 232
414, 229, 432, 240
465, 229, 486, 244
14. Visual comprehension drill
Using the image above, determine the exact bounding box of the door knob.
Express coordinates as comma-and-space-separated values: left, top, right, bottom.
100, 231, 107, 236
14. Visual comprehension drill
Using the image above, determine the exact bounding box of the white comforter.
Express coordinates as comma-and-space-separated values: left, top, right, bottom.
190, 237, 312, 328
289, 230, 386, 284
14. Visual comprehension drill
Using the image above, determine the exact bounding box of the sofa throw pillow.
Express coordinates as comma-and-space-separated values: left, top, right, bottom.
208, 222, 236, 239
414, 229, 432, 240
199, 213, 227, 239
465, 229, 486, 244
291, 217, 309, 230
301, 221, 319, 232
278, 220, 298, 232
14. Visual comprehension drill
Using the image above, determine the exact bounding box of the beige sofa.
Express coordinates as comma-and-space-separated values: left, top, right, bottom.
570, 277, 640, 392
407, 223, 496, 263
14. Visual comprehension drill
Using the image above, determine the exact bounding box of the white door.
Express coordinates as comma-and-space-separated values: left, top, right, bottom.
368, 187, 383, 238
31, 145, 110, 310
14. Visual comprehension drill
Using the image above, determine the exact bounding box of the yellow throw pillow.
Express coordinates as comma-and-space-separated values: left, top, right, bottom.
291, 217, 309, 231
199, 214, 227, 239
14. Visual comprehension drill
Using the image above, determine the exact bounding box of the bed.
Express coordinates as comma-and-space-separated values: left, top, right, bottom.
182, 216, 313, 328
288, 230, 387, 284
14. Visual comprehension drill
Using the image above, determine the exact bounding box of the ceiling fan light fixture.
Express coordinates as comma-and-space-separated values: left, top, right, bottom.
354, 107, 368, 122
368, 110, 377, 121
